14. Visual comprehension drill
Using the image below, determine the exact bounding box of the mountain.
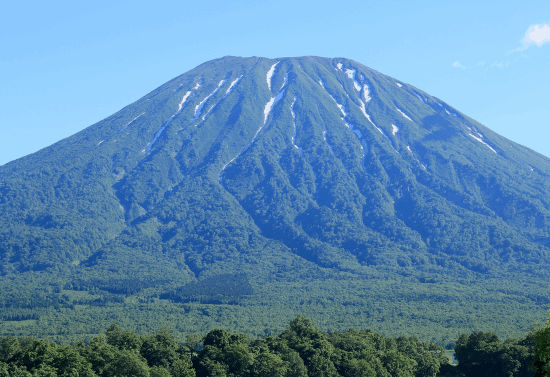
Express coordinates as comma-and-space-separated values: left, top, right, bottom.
1, 56, 549, 345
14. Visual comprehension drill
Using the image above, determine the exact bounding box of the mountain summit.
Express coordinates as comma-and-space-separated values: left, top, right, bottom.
1, 56, 549, 343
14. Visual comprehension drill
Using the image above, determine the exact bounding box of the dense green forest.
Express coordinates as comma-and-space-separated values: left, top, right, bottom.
1, 314, 549, 376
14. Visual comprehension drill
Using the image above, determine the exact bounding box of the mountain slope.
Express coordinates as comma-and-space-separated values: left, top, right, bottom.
1, 56, 549, 343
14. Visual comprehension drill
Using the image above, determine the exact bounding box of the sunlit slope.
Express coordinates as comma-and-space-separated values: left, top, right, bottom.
2, 55, 548, 275
1, 56, 549, 343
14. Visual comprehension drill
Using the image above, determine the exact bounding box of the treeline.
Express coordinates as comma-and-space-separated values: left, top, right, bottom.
1, 315, 549, 377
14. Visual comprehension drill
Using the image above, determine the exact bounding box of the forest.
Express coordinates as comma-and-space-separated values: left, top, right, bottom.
1, 314, 549, 377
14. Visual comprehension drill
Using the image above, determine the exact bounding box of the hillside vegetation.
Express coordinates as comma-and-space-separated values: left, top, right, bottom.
0, 56, 549, 343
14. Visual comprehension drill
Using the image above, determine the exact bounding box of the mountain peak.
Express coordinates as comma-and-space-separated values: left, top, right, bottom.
1, 56, 549, 342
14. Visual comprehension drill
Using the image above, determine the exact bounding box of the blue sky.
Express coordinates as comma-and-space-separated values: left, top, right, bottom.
1, 0, 549, 165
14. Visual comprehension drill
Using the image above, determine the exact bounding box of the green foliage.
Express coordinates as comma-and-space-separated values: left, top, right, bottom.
0, 316, 548, 377
0, 316, 549, 376
533, 311, 550, 377
454, 331, 533, 376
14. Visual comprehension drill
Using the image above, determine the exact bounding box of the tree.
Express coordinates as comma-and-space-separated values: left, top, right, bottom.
105, 324, 142, 352
150, 365, 171, 377
382, 349, 415, 377
171, 357, 196, 377
140, 327, 179, 369
252, 352, 287, 377
533, 310, 550, 377
104, 349, 150, 377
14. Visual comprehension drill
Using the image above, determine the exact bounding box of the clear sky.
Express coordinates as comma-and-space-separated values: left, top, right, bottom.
1, 0, 549, 165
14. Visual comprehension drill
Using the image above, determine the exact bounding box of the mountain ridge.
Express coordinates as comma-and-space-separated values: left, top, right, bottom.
0, 55, 549, 343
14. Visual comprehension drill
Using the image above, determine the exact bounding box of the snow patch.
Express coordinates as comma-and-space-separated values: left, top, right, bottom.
178, 91, 192, 113
362, 112, 398, 153
337, 63, 343, 70
291, 97, 301, 155
145, 87, 198, 152
97, 140, 104, 146
336, 103, 346, 116
321, 84, 346, 116
468, 133, 497, 154
193, 80, 226, 122
392, 124, 399, 135
415, 94, 425, 103
345, 69, 361, 91
396, 82, 402, 87
266, 62, 280, 90
363, 85, 372, 103
407, 145, 412, 153
119, 112, 145, 132
193, 82, 200, 90
203, 76, 244, 120
225, 76, 242, 96
281, 72, 289, 89
263, 89, 286, 125
396, 108, 413, 122
445, 109, 451, 115
220, 87, 285, 186
529, 166, 534, 171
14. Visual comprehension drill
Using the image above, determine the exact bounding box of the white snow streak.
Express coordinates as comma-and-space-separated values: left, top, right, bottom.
344, 121, 367, 169
220, 85, 285, 186
193, 80, 226, 122
416, 94, 425, 103
364, 113, 384, 136
202, 76, 244, 120
396, 108, 413, 122
320, 82, 346, 116
406, 145, 427, 170
529, 166, 534, 171
281, 72, 289, 89
392, 124, 399, 135
193, 83, 200, 90
337, 63, 343, 70
396, 82, 402, 87
468, 133, 497, 154
225, 76, 242, 96
359, 99, 369, 119
178, 91, 192, 113
345, 69, 361, 91
361, 112, 398, 153
336, 103, 346, 116
291, 97, 302, 155
145, 87, 197, 153
263, 89, 286, 125
363, 85, 372, 103
119, 112, 145, 132
97, 140, 104, 146
203, 76, 243, 120
445, 109, 451, 115
266, 62, 279, 90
